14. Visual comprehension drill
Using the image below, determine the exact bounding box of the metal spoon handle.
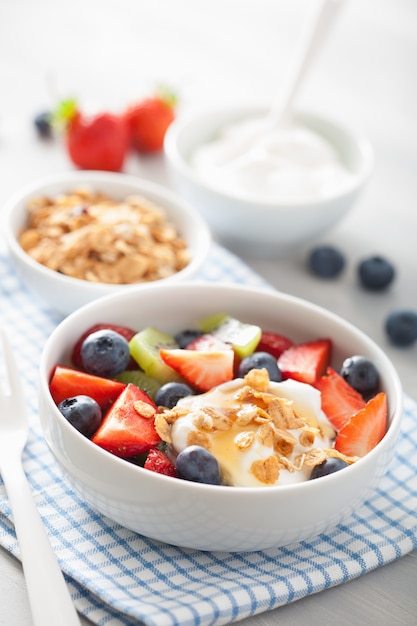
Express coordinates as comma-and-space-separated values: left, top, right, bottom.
267, 0, 346, 128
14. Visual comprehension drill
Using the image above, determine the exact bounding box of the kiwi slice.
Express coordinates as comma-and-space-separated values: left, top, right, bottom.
114, 370, 161, 400
129, 327, 184, 384
198, 313, 261, 359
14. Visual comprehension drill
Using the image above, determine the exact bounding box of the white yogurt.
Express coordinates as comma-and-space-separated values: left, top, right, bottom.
190, 117, 354, 203
170, 377, 335, 487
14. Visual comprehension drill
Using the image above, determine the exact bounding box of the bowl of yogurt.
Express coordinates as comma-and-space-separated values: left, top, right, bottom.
38, 282, 402, 552
164, 105, 374, 257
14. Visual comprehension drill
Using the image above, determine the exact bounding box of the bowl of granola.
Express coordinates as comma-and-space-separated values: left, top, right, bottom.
38, 282, 403, 552
3, 170, 211, 316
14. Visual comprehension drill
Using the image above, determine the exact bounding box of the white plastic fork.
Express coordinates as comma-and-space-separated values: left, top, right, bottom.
0, 329, 81, 626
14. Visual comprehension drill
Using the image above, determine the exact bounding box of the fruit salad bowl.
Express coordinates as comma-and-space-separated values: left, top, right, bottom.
164, 105, 374, 258
3, 170, 211, 317
38, 282, 403, 552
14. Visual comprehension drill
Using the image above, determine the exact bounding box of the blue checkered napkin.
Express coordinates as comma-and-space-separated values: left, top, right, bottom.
0, 242, 417, 626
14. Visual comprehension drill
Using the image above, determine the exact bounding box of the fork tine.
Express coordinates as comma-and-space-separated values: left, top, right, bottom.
0, 328, 23, 398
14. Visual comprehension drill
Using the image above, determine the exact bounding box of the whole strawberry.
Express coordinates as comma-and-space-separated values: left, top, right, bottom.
57, 99, 129, 172
126, 88, 176, 154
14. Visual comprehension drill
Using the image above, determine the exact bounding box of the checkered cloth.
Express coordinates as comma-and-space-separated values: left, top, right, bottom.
1, 242, 416, 626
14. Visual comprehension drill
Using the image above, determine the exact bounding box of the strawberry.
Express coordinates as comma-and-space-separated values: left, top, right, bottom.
159, 348, 234, 392
56, 99, 129, 171
71, 323, 137, 370
277, 338, 332, 385
334, 392, 387, 457
144, 448, 178, 477
257, 331, 294, 358
315, 367, 366, 430
125, 89, 176, 153
49, 365, 126, 410
92, 383, 161, 457
186, 333, 232, 352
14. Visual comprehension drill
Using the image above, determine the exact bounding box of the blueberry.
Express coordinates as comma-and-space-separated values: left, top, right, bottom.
340, 355, 379, 396
385, 310, 417, 346
308, 245, 345, 278
34, 111, 53, 138
176, 445, 222, 485
358, 255, 395, 290
81, 329, 130, 377
238, 351, 282, 382
58, 395, 102, 438
174, 329, 203, 348
155, 381, 195, 408
310, 457, 349, 480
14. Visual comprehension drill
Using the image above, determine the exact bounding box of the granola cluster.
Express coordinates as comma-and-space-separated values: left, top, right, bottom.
18, 187, 191, 284
156, 369, 356, 486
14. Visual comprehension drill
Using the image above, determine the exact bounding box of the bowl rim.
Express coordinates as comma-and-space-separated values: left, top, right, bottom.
164, 105, 375, 208
3, 169, 212, 290
39, 281, 403, 497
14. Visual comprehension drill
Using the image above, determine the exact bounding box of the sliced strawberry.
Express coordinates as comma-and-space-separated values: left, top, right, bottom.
159, 349, 234, 392
334, 392, 387, 457
257, 331, 294, 358
49, 365, 126, 410
186, 333, 232, 352
315, 367, 366, 430
92, 383, 160, 457
144, 448, 178, 477
71, 323, 137, 370
277, 338, 332, 385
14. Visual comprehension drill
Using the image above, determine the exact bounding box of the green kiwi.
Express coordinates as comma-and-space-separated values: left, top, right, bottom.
198, 313, 261, 359
114, 370, 161, 400
129, 327, 183, 384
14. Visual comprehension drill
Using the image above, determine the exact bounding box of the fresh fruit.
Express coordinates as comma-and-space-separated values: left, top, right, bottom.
57, 395, 102, 438
315, 367, 366, 430
72, 323, 137, 369
115, 370, 161, 400
238, 351, 282, 382
91, 383, 160, 457
51, 313, 389, 485
159, 348, 234, 392
308, 245, 346, 278
49, 366, 126, 410
154, 382, 195, 409
358, 255, 395, 291
34, 111, 53, 138
385, 310, 417, 346
126, 90, 176, 153
144, 448, 178, 477
310, 457, 349, 479
176, 445, 222, 484
277, 338, 332, 385
56, 99, 129, 172
334, 392, 387, 457
81, 329, 130, 378
129, 327, 184, 383
186, 333, 232, 352
174, 328, 203, 348
198, 313, 261, 359
339, 355, 379, 396
256, 331, 293, 358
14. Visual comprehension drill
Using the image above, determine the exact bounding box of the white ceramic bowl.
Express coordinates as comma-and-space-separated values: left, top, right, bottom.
3, 170, 211, 317
164, 106, 374, 258
39, 282, 402, 552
